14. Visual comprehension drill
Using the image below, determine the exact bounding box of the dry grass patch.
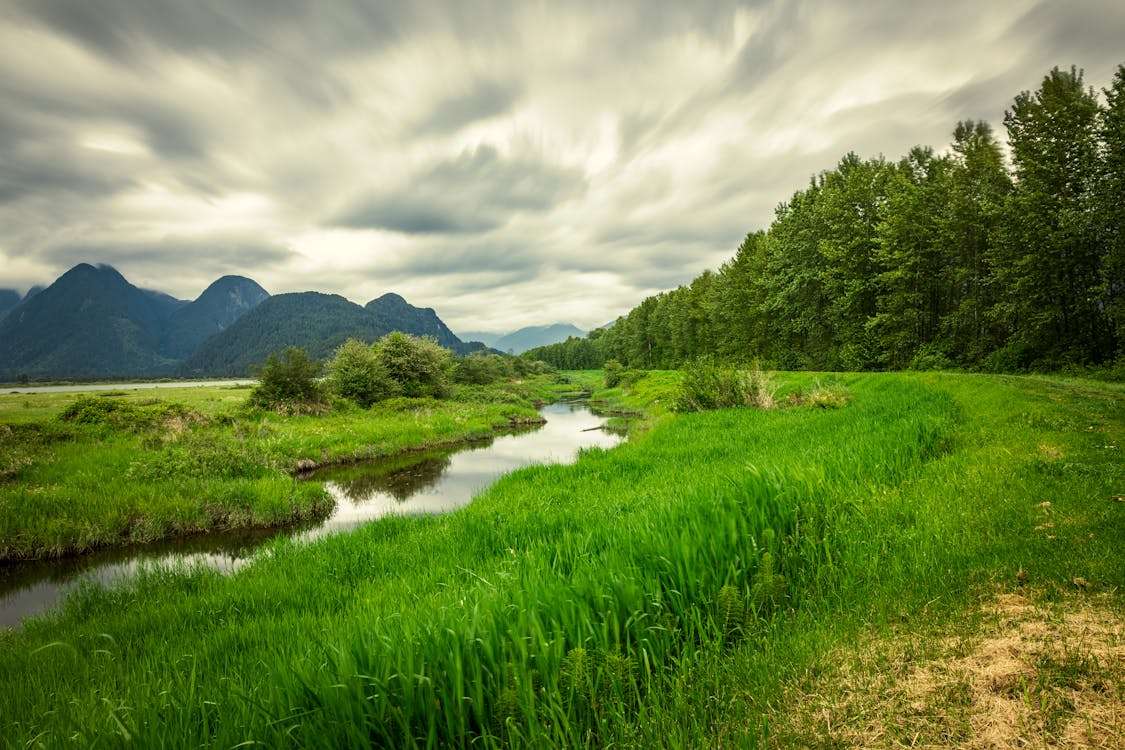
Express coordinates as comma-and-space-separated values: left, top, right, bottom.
771, 592, 1123, 748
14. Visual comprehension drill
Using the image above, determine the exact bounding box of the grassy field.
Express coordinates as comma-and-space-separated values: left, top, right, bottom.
0, 376, 571, 560
0, 371, 1120, 747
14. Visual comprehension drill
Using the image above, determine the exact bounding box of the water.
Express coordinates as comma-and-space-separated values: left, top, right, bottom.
0, 402, 620, 627
4, 379, 255, 394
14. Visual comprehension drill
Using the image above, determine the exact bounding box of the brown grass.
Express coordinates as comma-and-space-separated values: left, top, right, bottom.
770, 592, 1123, 748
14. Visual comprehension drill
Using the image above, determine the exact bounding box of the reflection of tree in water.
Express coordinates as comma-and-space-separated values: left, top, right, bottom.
323, 450, 457, 502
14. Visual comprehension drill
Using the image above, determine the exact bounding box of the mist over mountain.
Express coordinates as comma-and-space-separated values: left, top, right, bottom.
0, 265, 479, 380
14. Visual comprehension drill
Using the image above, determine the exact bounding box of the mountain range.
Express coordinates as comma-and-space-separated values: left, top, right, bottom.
458, 323, 586, 354
0, 264, 482, 380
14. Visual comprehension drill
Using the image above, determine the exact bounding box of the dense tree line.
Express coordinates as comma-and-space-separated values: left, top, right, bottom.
528, 65, 1124, 373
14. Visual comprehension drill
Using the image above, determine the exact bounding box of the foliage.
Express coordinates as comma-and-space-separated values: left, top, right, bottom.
534, 63, 1123, 373
603, 359, 625, 388
325, 339, 399, 407
249, 347, 324, 410
373, 332, 452, 398
452, 353, 515, 385
674, 357, 775, 412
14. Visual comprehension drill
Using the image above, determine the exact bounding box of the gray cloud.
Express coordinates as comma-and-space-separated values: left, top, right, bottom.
334, 145, 586, 234
416, 79, 523, 135
0, 0, 1123, 330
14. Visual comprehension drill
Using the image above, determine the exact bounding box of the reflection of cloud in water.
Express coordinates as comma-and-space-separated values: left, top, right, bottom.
1, 402, 621, 627
306, 402, 620, 538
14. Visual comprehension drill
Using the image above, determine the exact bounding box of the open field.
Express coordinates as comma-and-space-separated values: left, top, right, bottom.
0, 376, 574, 560
0, 371, 1119, 746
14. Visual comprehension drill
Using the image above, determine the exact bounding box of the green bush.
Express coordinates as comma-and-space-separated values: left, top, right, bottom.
250, 347, 324, 411
674, 357, 775, 412
452, 353, 514, 385
374, 332, 452, 398
604, 359, 625, 388
325, 339, 399, 407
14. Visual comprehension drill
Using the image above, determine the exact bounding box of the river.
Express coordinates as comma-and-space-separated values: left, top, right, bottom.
0, 402, 621, 627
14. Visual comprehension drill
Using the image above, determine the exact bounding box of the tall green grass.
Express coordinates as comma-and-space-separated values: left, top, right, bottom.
0, 378, 565, 560
0, 373, 997, 746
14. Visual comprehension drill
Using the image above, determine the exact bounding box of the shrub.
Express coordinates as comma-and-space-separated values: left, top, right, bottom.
619, 369, 644, 389
452, 354, 514, 385
805, 382, 851, 409
325, 339, 399, 407
909, 344, 955, 371
374, 332, 452, 398
250, 347, 324, 410
674, 357, 775, 412
604, 359, 625, 388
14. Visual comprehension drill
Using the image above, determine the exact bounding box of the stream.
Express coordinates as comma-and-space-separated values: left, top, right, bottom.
0, 402, 621, 628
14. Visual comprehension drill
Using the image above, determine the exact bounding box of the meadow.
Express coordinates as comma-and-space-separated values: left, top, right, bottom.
0, 376, 569, 560
1, 370, 1119, 746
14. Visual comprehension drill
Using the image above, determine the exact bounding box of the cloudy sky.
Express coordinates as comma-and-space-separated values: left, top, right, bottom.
1, 1, 1123, 332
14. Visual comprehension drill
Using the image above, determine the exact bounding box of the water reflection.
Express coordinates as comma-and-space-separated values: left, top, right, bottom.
0, 402, 620, 627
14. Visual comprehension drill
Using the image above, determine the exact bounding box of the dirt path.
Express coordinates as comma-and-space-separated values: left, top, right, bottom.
771, 592, 1123, 748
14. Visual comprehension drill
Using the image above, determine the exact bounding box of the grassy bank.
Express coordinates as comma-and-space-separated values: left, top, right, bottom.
2, 371, 1117, 746
0, 377, 566, 560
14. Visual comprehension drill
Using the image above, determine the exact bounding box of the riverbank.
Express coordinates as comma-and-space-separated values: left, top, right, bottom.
1, 371, 1117, 745
0, 374, 580, 561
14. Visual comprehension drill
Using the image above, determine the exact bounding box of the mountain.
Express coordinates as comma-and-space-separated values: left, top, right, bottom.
492, 323, 586, 354
0, 289, 20, 321
0, 264, 180, 380
457, 330, 503, 347
160, 276, 269, 359
181, 291, 480, 376
365, 293, 462, 351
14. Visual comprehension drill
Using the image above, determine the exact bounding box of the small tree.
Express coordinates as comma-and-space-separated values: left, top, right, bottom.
250, 347, 323, 409
325, 339, 399, 407
452, 353, 514, 385
603, 359, 625, 388
374, 332, 452, 398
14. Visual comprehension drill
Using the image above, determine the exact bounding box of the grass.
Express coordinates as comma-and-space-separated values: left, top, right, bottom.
0, 376, 569, 560
0, 371, 1121, 747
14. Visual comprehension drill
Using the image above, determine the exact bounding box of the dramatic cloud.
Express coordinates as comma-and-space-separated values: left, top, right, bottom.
1, 0, 1123, 331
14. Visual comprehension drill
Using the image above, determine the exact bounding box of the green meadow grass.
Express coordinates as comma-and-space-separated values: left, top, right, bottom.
0, 378, 565, 560
2, 372, 1117, 746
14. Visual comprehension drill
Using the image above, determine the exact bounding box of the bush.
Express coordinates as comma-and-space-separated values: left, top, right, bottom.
250, 347, 324, 410
909, 344, 955, 371
325, 339, 399, 407
620, 369, 644, 389
604, 359, 625, 388
802, 382, 851, 409
452, 354, 514, 385
674, 357, 775, 412
374, 332, 452, 398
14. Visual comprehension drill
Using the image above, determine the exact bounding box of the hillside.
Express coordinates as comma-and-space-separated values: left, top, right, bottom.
0, 264, 179, 380
365, 293, 462, 351
0, 290, 19, 321
160, 276, 270, 358
180, 291, 480, 376
492, 323, 585, 354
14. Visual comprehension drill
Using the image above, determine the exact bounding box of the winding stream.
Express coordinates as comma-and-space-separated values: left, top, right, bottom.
0, 402, 621, 628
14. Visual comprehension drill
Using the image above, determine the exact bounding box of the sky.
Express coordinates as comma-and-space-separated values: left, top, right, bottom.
1, 1, 1123, 332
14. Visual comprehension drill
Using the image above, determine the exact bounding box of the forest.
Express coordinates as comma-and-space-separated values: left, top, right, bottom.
527, 65, 1125, 374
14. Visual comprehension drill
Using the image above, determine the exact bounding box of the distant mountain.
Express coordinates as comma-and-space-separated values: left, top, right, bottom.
365, 293, 463, 351
160, 276, 269, 359
0, 264, 480, 380
457, 330, 503, 347
492, 323, 586, 354
0, 264, 180, 380
0, 289, 20, 321
182, 291, 480, 376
